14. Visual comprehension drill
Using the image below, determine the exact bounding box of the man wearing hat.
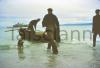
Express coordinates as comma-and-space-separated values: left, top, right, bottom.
42, 8, 60, 54
92, 9, 100, 47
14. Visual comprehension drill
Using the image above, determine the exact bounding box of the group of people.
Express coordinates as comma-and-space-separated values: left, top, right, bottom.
18, 8, 60, 54
18, 8, 100, 54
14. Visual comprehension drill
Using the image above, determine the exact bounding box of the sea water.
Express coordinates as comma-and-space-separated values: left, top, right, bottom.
0, 23, 96, 46
0, 24, 93, 46
0, 18, 100, 68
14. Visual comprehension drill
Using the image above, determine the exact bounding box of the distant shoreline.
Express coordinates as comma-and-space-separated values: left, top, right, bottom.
0, 23, 92, 29
60, 23, 92, 26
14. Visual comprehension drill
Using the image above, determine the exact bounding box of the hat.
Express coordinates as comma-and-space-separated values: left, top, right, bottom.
47, 8, 53, 11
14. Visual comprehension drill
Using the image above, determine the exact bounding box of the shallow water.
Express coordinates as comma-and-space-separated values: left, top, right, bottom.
0, 41, 100, 68
0, 25, 100, 68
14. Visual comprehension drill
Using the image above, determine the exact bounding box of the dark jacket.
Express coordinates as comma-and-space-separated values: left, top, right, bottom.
42, 14, 60, 42
92, 15, 100, 34
42, 14, 59, 28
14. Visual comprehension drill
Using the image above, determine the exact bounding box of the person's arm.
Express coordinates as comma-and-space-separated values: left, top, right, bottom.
42, 15, 47, 27
92, 16, 95, 33
54, 15, 61, 42
55, 15, 60, 31
28, 23, 30, 30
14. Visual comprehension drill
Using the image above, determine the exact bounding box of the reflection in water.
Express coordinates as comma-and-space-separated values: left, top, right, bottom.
47, 49, 52, 54
46, 54, 58, 68
17, 48, 25, 61
92, 48, 100, 68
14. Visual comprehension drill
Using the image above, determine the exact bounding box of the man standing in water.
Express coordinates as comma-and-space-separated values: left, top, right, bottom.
42, 8, 60, 54
92, 9, 100, 47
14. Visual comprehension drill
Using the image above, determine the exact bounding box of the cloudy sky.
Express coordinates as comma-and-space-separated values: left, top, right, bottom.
0, 0, 100, 24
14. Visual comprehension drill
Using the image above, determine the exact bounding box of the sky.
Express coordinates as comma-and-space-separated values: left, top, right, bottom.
0, 0, 100, 25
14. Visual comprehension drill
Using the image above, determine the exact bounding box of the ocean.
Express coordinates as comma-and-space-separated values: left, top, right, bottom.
0, 18, 100, 68
0, 24, 93, 46
0, 22, 96, 44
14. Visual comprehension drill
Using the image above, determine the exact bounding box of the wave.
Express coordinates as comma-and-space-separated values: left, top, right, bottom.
60, 23, 92, 26
0, 26, 6, 29
0, 44, 30, 50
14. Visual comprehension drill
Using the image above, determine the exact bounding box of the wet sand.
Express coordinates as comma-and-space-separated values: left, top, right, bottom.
0, 41, 100, 68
